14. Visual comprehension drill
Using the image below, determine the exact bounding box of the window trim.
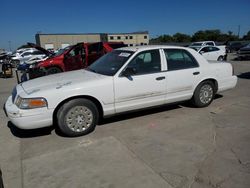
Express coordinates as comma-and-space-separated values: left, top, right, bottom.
163, 49, 200, 71
119, 49, 162, 77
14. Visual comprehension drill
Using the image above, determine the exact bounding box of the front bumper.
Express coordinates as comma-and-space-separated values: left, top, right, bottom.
4, 96, 54, 129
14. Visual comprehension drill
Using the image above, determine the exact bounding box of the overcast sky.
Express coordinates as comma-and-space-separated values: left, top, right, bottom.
1, 0, 250, 50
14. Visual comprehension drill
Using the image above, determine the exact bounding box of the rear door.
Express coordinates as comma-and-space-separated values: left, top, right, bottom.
163, 49, 200, 103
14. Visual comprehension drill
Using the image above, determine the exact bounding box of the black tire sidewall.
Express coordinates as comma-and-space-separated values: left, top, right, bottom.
217, 56, 223, 61
57, 99, 99, 137
192, 81, 215, 108
47, 67, 62, 75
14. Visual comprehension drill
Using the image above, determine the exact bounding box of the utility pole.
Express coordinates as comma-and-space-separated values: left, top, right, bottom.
8, 41, 12, 51
237, 25, 241, 38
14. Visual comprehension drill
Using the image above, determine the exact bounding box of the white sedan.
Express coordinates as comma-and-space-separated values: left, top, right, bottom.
4, 46, 237, 137
190, 46, 226, 61
11, 49, 47, 65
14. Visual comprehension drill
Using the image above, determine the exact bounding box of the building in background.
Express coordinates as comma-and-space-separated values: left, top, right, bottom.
35, 33, 107, 50
35, 31, 149, 50
107, 31, 149, 46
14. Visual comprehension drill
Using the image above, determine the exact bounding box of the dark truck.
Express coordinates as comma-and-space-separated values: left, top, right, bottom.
19, 42, 126, 81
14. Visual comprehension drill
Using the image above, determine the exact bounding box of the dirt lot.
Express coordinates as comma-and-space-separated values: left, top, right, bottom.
0, 54, 250, 188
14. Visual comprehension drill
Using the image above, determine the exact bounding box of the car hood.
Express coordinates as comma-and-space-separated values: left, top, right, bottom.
27, 42, 52, 56
20, 69, 106, 96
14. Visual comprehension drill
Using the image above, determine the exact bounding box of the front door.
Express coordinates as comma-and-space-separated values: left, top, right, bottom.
64, 44, 85, 71
114, 49, 167, 113
87, 42, 103, 66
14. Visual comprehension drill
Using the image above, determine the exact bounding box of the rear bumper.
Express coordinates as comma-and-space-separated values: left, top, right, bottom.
218, 76, 237, 93
4, 96, 54, 129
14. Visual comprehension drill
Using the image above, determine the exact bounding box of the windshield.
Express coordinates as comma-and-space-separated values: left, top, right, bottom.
87, 50, 134, 76
54, 46, 72, 57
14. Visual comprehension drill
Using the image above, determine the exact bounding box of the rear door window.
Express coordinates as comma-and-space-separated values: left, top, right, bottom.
164, 49, 199, 71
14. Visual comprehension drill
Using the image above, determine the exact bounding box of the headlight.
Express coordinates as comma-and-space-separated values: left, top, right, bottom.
15, 96, 48, 109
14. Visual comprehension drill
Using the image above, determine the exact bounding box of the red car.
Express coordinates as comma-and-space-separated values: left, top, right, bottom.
28, 42, 126, 75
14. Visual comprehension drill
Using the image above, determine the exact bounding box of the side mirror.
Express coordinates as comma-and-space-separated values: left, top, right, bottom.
199, 51, 205, 54
122, 67, 136, 77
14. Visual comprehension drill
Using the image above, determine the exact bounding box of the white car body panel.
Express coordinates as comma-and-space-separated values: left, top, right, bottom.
5, 45, 237, 130
11, 49, 46, 64
21, 56, 49, 65
114, 72, 167, 113
198, 46, 226, 61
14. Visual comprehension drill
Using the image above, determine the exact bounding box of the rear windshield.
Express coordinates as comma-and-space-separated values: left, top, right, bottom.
191, 42, 203, 46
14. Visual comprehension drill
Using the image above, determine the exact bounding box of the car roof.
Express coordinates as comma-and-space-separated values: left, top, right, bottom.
195, 41, 214, 43
117, 45, 188, 52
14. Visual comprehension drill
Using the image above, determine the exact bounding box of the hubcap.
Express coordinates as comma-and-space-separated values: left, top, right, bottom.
199, 84, 213, 104
65, 106, 93, 132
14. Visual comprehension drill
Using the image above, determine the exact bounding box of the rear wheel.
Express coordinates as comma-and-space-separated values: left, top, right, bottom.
47, 67, 62, 75
191, 81, 215, 107
217, 56, 224, 61
57, 99, 99, 137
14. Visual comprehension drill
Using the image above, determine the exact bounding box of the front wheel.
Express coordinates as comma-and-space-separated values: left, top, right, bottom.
57, 99, 99, 137
191, 81, 215, 107
47, 67, 62, 75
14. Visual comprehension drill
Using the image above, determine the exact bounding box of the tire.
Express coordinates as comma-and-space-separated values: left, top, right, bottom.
57, 99, 99, 137
217, 56, 224, 61
191, 81, 215, 108
47, 67, 62, 75
0, 168, 3, 188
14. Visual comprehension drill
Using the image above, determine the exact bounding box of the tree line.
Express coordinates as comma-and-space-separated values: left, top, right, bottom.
150, 30, 250, 43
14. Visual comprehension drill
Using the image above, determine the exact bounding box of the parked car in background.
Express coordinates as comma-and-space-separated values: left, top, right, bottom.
28, 41, 126, 77
226, 42, 245, 53
190, 46, 226, 61
237, 43, 250, 60
5, 45, 237, 137
189, 41, 226, 54
0, 51, 9, 63
10, 49, 48, 66
190, 41, 217, 47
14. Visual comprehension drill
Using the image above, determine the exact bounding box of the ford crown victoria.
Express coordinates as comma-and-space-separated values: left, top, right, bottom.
5, 46, 237, 136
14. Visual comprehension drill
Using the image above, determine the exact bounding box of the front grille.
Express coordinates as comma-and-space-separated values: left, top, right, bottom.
12, 87, 17, 103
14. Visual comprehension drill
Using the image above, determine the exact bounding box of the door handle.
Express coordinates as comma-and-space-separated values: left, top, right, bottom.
156, 76, 165, 80
193, 72, 200, 75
